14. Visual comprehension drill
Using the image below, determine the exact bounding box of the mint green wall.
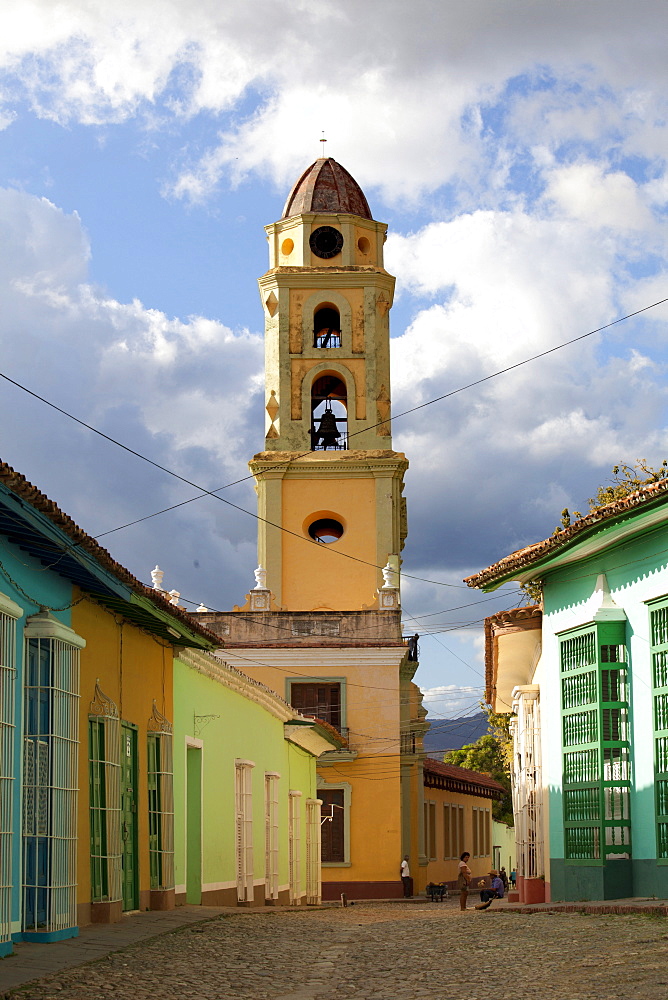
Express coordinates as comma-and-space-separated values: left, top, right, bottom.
173, 657, 316, 897
540, 521, 668, 895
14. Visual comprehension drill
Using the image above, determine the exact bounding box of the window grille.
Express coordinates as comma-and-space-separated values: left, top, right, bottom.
22, 618, 83, 935
650, 601, 668, 859
560, 622, 631, 862
512, 692, 544, 880
264, 773, 279, 901
235, 761, 254, 902
288, 791, 302, 904
88, 680, 121, 906
0, 599, 19, 951
305, 798, 321, 905
147, 702, 174, 892
561, 632, 597, 671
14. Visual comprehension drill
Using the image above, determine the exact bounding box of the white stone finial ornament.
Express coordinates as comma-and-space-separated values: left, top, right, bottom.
151, 565, 164, 591
253, 565, 267, 590
381, 556, 399, 590
196, 603, 209, 613
168, 589, 180, 606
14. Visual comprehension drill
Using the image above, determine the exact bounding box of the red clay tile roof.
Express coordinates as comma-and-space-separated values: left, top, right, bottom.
0, 459, 219, 645
282, 158, 372, 219
423, 757, 506, 798
465, 477, 668, 590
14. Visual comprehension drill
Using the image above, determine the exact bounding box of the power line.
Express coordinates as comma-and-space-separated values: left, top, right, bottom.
0, 369, 470, 590
2, 294, 663, 599
87, 293, 668, 544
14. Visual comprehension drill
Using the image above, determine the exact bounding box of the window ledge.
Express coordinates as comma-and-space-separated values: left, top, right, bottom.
322, 861, 352, 868
317, 750, 358, 765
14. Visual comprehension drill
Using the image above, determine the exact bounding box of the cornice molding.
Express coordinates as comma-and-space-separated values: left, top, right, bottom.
178, 647, 295, 723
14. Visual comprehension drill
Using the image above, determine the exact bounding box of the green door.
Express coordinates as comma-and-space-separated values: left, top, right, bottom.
121, 724, 139, 911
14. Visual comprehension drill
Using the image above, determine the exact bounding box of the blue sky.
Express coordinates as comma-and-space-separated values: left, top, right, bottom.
2, 0, 668, 719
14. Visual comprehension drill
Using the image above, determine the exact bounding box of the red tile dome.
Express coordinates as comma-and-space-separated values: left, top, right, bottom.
282, 158, 372, 220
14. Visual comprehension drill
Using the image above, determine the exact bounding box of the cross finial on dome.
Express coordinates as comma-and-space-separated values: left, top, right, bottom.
320, 131, 326, 156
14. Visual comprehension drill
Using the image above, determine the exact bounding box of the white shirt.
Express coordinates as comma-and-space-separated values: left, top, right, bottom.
401, 859, 410, 877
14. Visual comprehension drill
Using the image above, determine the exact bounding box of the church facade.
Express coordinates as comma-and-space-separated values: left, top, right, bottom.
196, 158, 427, 900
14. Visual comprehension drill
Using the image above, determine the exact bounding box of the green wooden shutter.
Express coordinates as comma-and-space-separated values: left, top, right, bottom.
560, 621, 631, 862
650, 602, 668, 859
89, 719, 108, 901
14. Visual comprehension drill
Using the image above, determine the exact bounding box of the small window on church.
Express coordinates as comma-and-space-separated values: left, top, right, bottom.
313, 306, 341, 349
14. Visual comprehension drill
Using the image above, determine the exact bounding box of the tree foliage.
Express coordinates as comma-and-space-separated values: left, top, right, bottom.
443, 704, 513, 825
519, 460, 668, 606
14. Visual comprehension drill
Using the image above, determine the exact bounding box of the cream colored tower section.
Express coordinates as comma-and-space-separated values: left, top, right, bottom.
253, 166, 407, 612
259, 212, 395, 450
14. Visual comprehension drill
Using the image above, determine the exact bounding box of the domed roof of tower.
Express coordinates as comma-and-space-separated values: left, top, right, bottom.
282, 158, 372, 220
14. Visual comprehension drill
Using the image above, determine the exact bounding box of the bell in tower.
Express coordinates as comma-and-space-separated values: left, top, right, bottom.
313, 402, 340, 450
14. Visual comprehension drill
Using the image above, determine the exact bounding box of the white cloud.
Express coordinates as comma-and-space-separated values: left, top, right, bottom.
543, 162, 654, 231
0, 186, 264, 606
3, 1, 668, 205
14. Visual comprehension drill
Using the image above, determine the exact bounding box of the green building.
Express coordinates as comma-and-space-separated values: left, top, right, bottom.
467, 480, 668, 902
174, 648, 343, 906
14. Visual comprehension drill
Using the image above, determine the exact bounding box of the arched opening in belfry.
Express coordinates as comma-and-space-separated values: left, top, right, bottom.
313, 305, 341, 349
310, 374, 348, 450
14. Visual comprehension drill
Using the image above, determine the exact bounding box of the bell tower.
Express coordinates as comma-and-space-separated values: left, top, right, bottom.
253, 158, 408, 611
202, 159, 427, 903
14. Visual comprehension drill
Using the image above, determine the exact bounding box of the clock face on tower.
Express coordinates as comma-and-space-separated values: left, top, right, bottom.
309, 226, 344, 259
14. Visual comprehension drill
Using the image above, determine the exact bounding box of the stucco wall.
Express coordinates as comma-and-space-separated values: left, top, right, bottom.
173, 654, 317, 905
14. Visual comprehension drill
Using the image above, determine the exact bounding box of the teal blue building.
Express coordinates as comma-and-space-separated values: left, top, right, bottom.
467, 480, 668, 902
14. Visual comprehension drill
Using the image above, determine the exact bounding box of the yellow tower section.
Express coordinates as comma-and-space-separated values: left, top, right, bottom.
253, 158, 407, 612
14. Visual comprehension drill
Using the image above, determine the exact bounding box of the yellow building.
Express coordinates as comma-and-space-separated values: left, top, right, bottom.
196, 158, 427, 899
422, 758, 505, 888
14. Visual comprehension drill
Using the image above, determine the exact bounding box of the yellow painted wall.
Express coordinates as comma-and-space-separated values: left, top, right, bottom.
233, 652, 404, 884
72, 590, 173, 913
280, 476, 378, 609
319, 762, 402, 883
423, 786, 497, 885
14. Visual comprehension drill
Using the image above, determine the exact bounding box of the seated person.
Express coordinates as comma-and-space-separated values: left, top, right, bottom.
479, 871, 505, 902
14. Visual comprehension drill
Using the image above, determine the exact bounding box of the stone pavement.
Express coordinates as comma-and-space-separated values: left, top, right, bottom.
3, 897, 668, 999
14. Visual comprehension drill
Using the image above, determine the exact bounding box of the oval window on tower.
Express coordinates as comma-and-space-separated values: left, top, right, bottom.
308, 518, 344, 544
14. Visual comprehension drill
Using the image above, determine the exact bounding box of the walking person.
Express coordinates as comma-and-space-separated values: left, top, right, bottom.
400, 855, 412, 897
510, 868, 517, 890
458, 851, 472, 910
500, 866, 509, 891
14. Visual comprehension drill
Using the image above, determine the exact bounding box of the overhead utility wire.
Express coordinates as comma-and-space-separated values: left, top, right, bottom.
2, 295, 664, 591
0, 369, 467, 590
91, 294, 668, 543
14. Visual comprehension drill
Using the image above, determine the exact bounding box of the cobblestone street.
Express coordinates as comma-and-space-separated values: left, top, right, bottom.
4, 899, 668, 1000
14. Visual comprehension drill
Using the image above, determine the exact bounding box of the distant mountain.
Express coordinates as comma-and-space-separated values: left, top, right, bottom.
423, 712, 489, 757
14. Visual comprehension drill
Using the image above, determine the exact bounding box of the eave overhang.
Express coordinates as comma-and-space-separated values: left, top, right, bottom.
0, 473, 215, 650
